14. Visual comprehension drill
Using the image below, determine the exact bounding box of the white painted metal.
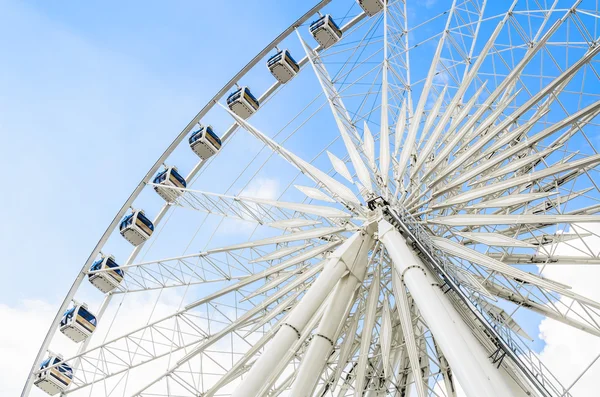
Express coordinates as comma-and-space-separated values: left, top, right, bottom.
248, 243, 310, 263
393, 99, 406, 158
327, 150, 355, 183
21, 2, 348, 395
28, 1, 600, 396
380, 295, 392, 379
241, 196, 351, 219
392, 267, 427, 397
299, 33, 373, 193
295, 184, 336, 203
465, 192, 558, 209
379, 219, 525, 397
231, 230, 373, 397
363, 121, 376, 171
289, 271, 362, 395
379, 0, 390, 189
430, 214, 600, 226
395, 0, 457, 181
221, 103, 363, 207
456, 232, 537, 248
354, 265, 379, 396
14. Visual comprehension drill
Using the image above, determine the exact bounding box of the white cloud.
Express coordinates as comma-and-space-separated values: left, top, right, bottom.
3, 291, 188, 396
6, 287, 257, 396
535, 224, 600, 396
0, 300, 71, 396
241, 177, 280, 201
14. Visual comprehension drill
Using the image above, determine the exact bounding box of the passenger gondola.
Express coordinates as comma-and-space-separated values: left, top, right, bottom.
153, 166, 187, 201
59, 303, 97, 343
227, 86, 260, 119
34, 354, 73, 395
309, 14, 342, 49
189, 125, 222, 160
119, 209, 154, 246
267, 49, 300, 84
357, 0, 385, 16
88, 255, 124, 293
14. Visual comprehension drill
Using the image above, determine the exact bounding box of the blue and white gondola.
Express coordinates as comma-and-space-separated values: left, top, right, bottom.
309, 14, 342, 49
34, 354, 73, 395
227, 86, 260, 119
357, 0, 385, 16
88, 255, 124, 293
153, 166, 187, 202
119, 209, 154, 246
189, 125, 222, 160
267, 49, 300, 84
59, 303, 97, 343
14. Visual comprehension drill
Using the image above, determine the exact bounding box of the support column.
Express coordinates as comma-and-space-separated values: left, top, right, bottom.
231, 229, 374, 397
378, 219, 525, 397
289, 274, 358, 397
290, 229, 373, 396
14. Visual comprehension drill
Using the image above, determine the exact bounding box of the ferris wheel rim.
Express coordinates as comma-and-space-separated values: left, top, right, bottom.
24, 1, 600, 396
21, 1, 364, 395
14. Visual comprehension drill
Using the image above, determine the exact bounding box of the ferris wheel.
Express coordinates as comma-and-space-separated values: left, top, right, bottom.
22, 0, 600, 396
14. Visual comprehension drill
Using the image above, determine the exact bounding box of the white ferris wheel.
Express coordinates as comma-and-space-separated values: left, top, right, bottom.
22, 0, 600, 396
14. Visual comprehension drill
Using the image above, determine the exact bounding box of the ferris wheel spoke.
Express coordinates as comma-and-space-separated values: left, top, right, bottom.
451, 269, 600, 337
429, 236, 600, 305
475, 276, 600, 337
378, 0, 391, 189
93, 233, 340, 293
431, 154, 600, 209
244, 291, 301, 335
219, 102, 364, 209
31, 2, 600, 397
421, 8, 576, 185
132, 275, 319, 396
162, 185, 350, 226
354, 259, 380, 395
391, 267, 427, 397
242, 260, 323, 303
101, 251, 263, 294
394, 0, 457, 184
409, 4, 517, 184
430, 46, 600, 187
229, 229, 374, 397
328, 310, 360, 393
202, 319, 280, 397
63, 247, 339, 391
298, 32, 376, 194
453, 105, 600, 192
60, 311, 212, 393
403, 82, 491, 206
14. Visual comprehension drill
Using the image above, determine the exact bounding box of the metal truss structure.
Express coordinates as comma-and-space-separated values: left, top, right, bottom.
23, 0, 600, 396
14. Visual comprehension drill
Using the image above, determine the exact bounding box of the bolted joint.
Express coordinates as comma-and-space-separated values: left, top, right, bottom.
281, 323, 301, 339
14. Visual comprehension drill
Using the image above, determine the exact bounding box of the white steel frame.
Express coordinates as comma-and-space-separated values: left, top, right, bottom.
23, 1, 600, 396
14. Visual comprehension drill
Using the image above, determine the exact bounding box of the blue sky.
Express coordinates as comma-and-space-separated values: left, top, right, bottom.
0, 0, 320, 305
5, 0, 600, 395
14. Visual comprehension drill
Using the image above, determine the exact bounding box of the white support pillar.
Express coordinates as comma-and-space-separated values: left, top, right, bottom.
378, 219, 526, 397
231, 229, 374, 397
289, 231, 373, 396
289, 274, 358, 397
